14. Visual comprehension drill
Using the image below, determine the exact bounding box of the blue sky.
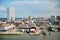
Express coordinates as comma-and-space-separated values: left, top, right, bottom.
0, 0, 60, 18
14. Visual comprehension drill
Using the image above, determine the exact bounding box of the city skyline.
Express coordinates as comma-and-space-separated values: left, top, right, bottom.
0, 0, 60, 18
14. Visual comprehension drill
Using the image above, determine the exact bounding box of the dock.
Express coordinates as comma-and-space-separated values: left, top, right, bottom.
0, 32, 23, 35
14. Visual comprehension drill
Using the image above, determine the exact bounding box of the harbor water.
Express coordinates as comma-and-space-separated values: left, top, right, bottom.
0, 32, 60, 40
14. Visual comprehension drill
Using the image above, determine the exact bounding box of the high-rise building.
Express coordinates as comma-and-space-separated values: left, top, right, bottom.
50, 16, 56, 24
56, 16, 60, 25
51, 16, 55, 20
56, 16, 60, 21
7, 7, 15, 22
28, 16, 32, 22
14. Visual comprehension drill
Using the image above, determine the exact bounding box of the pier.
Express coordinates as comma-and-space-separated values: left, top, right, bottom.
0, 32, 23, 35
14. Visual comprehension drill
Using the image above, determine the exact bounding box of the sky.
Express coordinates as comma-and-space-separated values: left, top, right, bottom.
0, 0, 60, 18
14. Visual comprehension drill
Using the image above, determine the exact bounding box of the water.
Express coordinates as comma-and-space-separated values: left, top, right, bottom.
0, 32, 60, 40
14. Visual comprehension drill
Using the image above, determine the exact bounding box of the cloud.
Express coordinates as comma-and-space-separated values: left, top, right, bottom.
0, 6, 6, 14
0, 6, 6, 10
10, 1, 41, 5
10, 0, 57, 8
10, 0, 59, 17
0, 6, 7, 18
44, 2, 56, 7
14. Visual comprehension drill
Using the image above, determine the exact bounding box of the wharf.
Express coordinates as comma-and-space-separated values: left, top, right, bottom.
0, 32, 23, 35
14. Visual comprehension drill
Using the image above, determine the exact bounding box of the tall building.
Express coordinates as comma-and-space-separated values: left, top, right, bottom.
7, 7, 15, 22
28, 16, 32, 22
50, 16, 55, 22
56, 16, 60, 25
56, 16, 60, 21
50, 16, 55, 24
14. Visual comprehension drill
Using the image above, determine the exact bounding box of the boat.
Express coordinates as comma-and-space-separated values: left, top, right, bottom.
29, 29, 42, 36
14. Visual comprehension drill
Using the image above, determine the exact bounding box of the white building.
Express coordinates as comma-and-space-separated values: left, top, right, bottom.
0, 24, 15, 32
7, 7, 15, 22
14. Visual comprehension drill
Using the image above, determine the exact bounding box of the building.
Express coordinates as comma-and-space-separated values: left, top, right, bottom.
56, 16, 60, 21
50, 16, 56, 24
34, 17, 49, 26
7, 7, 15, 22
55, 16, 60, 25
0, 23, 15, 32
50, 16, 60, 25
50, 16, 55, 21
28, 16, 33, 23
